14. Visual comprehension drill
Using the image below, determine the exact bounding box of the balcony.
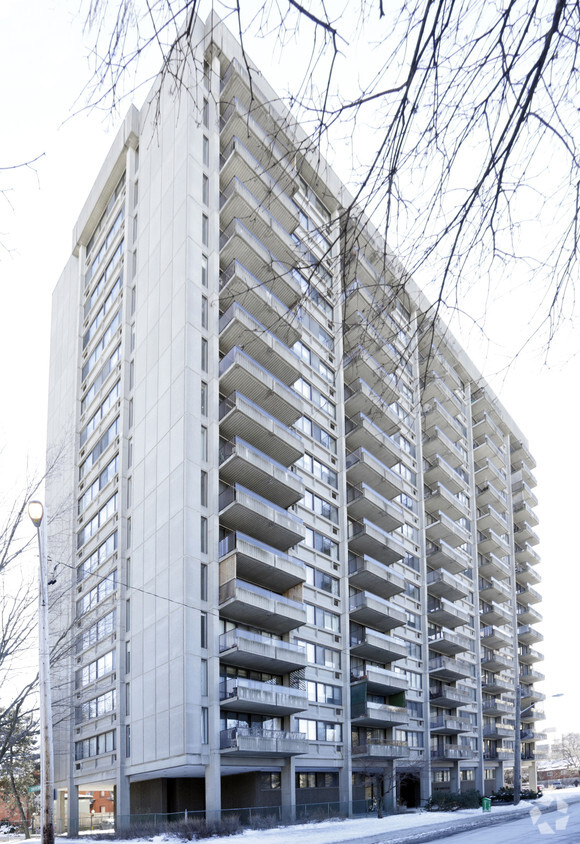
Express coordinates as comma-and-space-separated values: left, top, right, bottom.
428, 655, 472, 681
513, 501, 539, 528
515, 542, 541, 567
219, 676, 307, 715
484, 750, 513, 761
219, 628, 307, 673
219, 303, 300, 385
424, 483, 469, 521
478, 576, 510, 603
346, 448, 413, 501
430, 716, 471, 735
344, 346, 399, 405
219, 438, 303, 509
474, 458, 507, 489
481, 674, 513, 695
427, 569, 468, 602
517, 605, 542, 625
476, 482, 508, 510
482, 697, 515, 717
477, 529, 510, 557
352, 739, 410, 760
481, 649, 513, 672
478, 552, 510, 580
345, 412, 402, 468
511, 461, 537, 488
518, 625, 543, 645
479, 600, 512, 626
349, 591, 406, 632
219, 217, 299, 306
219, 137, 299, 234
351, 701, 409, 729
480, 626, 512, 650
343, 311, 400, 372
347, 483, 404, 532
220, 179, 296, 264
351, 665, 409, 696
348, 519, 406, 566
516, 583, 542, 605
219, 348, 303, 426
348, 554, 405, 600
514, 522, 540, 546
220, 392, 304, 466
350, 628, 407, 663
424, 456, 467, 495
520, 686, 545, 706
428, 629, 472, 656
520, 666, 545, 684
220, 726, 307, 757
430, 746, 477, 760
421, 371, 464, 416
473, 411, 505, 444
427, 597, 470, 629
423, 398, 467, 442
219, 531, 305, 592
510, 441, 536, 470
219, 261, 300, 348
219, 484, 304, 551
426, 540, 469, 575
344, 380, 406, 437
429, 683, 473, 708
518, 646, 544, 665
219, 579, 306, 634
483, 725, 513, 740
474, 434, 506, 466
423, 427, 468, 469
477, 506, 508, 536
515, 561, 541, 586
426, 511, 470, 548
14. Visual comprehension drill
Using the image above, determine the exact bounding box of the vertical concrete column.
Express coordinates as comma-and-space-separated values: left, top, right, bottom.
205, 756, 222, 823
281, 757, 296, 824
68, 784, 79, 837
56, 790, 66, 835
338, 763, 351, 814
449, 762, 460, 794
528, 764, 538, 791
115, 776, 131, 831
383, 764, 396, 814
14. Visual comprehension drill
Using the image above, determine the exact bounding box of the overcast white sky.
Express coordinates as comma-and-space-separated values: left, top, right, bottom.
0, 0, 578, 737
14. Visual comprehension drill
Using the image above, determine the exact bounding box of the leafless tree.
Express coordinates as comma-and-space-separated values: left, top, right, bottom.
80, 0, 580, 357
553, 733, 580, 772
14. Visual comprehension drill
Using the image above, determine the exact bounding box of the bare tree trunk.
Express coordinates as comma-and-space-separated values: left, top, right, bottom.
8, 762, 31, 839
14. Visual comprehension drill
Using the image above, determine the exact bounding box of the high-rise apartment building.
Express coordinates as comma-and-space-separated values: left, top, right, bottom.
46, 15, 544, 831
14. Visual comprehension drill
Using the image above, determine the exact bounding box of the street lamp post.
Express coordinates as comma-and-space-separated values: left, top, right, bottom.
28, 501, 55, 844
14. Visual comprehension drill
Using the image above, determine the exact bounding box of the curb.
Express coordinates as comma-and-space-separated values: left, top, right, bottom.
347, 793, 580, 844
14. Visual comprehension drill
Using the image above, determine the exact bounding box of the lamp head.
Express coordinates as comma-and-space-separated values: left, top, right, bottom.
28, 500, 44, 528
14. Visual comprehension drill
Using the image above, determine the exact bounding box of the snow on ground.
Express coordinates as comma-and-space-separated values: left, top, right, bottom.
9, 787, 580, 844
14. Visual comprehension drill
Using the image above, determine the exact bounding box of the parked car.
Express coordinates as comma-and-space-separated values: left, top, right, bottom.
551, 780, 564, 789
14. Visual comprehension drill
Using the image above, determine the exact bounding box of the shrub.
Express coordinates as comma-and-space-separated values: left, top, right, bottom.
425, 790, 482, 811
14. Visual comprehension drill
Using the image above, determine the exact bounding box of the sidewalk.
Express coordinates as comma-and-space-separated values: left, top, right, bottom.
10, 789, 580, 844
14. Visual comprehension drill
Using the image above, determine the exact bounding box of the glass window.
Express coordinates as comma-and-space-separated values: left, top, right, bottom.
202, 174, 209, 206
201, 337, 208, 372
202, 214, 209, 246
200, 516, 208, 554
203, 135, 209, 166
201, 296, 208, 329
200, 470, 208, 507
202, 255, 208, 288
201, 381, 208, 416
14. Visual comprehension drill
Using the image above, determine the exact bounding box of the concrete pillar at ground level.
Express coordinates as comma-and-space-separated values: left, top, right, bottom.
56, 790, 66, 835
115, 776, 131, 831
68, 784, 79, 837
280, 757, 296, 824
528, 764, 538, 791
339, 763, 351, 814
450, 762, 460, 794
205, 756, 222, 823
419, 761, 431, 807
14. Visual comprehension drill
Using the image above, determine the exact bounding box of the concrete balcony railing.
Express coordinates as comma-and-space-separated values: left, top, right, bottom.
346, 447, 414, 501
516, 605, 542, 625
516, 583, 542, 604
426, 510, 470, 549
219, 677, 307, 715
421, 371, 465, 417
220, 726, 307, 757
219, 484, 304, 551
219, 437, 303, 509
352, 740, 410, 760
220, 391, 304, 466
424, 455, 467, 495
343, 346, 399, 406
430, 716, 471, 734
478, 576, 511, 603
474, 457, 507, 488
477, 528, 510, 557
423, 398, 467, 441
477, 505, 508, 536
514, 521, 540, 546
476, 481, 508, 510
478, 551, 511, 581
481, 674, 514, 695
351, 700, 409, 728
344, 379, 409, 438
349, 591, 406, 633
483, 725, 514, 739
513, 500, 539, 527
479, 600, 511, 626
482, 697, 515, 716
424, 482, 470, 522
423, 426, 468, 470
219, 347, 304, 426
480, 626, 513, 649
219, 628, 307, 674
219, 578, 306, 634
472, 411, 505, 445
348, 554, 405, 600
518, 646, 544, 665
518, 625, 544, 645
484, 750, 513, 761
431, 746, 476, 760
515, 561, 541, 586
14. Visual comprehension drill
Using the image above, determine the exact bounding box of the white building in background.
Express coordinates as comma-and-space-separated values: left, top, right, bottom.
45, 14, 544, 831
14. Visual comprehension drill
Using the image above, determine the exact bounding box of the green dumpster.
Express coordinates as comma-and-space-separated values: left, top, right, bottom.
482, 797, 492, 812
